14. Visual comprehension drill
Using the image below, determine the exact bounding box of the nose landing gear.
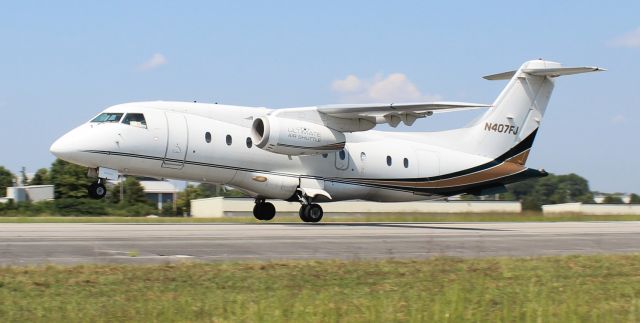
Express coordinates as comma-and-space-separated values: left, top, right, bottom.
87, 167, 117, 200
88, 180, 107, 199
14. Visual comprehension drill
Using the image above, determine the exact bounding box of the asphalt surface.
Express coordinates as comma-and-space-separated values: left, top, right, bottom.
2, 221, 640, 265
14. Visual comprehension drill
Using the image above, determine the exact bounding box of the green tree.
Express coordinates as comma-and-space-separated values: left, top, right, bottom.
54, 198, 107, 216
521, 196, 542, 211
105, 177, 156, 216
109, 177, 149, 206
0, 166, 15, 197
630, 193, 640, 204
176, 184, 205, 215
198, 183, 247, 197
29, 168, 51, 185
497, 192, 516, 201
459, 194, 477, 201
160, 202, 176, 216
49, 159, 92, 199
555, 173, 593, 203
198, 183, 221, 197
507, 173, 594, 211
602, 195, 624, 204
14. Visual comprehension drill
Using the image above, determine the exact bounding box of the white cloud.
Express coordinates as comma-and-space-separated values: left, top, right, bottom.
609, 27, 640, 48
138, 53, 168, 71
331, 73, 441, 103
610, 114, 627, 124
332, 75, 362, 93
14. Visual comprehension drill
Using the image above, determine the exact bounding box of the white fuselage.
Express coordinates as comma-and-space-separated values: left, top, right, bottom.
51, 101, 489, 202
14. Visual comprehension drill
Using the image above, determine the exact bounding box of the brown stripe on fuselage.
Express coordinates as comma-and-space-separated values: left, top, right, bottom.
355, 160, 526, 189
506, 149, 530, 166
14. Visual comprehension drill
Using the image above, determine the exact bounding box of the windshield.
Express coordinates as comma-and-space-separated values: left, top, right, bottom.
122, 113, 147, 128
91, 113, 123, 123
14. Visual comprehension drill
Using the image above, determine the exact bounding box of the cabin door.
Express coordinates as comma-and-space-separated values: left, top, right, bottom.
162, 112, 189, 169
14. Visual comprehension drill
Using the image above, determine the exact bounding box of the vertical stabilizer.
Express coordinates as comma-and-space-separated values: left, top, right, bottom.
464, 60, 603, 164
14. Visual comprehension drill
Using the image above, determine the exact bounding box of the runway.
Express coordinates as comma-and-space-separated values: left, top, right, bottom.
2, 221, 640, 265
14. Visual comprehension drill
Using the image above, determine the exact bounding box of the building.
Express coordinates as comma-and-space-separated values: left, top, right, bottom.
107, 178, 179, 210
543, 202, 640, 215
139, 180, 179, 210
593, 193, 632, 204
1, 185, 54, 203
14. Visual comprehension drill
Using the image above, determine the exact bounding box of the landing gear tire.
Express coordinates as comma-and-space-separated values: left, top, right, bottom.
299, 205, 309, 219
253, 201, 276, 221
299, 203, 323, 223
88, 183, 107, 200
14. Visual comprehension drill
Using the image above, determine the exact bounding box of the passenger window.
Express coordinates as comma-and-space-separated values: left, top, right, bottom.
205, 132, 212, 143
226, 135, 232, 146
91, 113, 123, 123
339, 150, 346, 160
322, 153, 328, 158
246, 137, 252, 148
122, 113, 147, 128
387, 156, 392, 166
404, 158, 409, 168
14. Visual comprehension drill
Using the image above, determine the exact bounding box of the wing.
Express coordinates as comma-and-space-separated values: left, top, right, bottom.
267, 101, 491, 133
317, 101, 491, 127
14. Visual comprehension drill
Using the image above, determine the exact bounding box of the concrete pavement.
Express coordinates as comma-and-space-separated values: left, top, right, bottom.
1, 221, 640, 265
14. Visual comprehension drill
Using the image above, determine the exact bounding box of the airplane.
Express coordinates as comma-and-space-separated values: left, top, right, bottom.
50, 59, 603, 222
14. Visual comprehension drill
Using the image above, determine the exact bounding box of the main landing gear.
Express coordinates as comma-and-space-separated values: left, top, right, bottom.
88, 179, 107, 199
299, 203, 323, 223
253, 199, 276, 221
296, 190, 323, 223
252, 192, 324, 223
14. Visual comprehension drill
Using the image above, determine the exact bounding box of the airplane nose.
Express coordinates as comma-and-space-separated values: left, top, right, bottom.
50, 125, 105, 167
50, 134, 75, 159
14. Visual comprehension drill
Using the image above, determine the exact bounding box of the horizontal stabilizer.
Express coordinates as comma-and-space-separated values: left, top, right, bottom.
483, 70, 516, 80
484, 66, 605, 80
522, 66, 606, 77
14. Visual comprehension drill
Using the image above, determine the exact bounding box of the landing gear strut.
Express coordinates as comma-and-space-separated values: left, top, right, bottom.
253, 199, 276, 221
88, 180, 107, 199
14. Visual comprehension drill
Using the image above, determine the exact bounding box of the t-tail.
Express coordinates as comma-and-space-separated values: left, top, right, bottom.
431, 59, 606, 196
467, 60, 604, 164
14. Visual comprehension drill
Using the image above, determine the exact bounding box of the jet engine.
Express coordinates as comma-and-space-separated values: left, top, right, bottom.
251, 116, 346, 156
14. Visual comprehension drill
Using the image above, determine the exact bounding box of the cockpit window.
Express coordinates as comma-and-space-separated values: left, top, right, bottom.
91, 113, 123, 123
122, 113, 147, 128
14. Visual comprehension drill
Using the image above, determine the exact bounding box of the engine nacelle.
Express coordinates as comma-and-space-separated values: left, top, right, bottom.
251, 116, 346, 156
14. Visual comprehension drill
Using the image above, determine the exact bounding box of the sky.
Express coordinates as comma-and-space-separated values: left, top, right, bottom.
0, 1, 638, 193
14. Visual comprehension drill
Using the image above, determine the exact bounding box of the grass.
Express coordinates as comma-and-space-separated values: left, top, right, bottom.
2, 255, 640, 322
2, 212, 640, 223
